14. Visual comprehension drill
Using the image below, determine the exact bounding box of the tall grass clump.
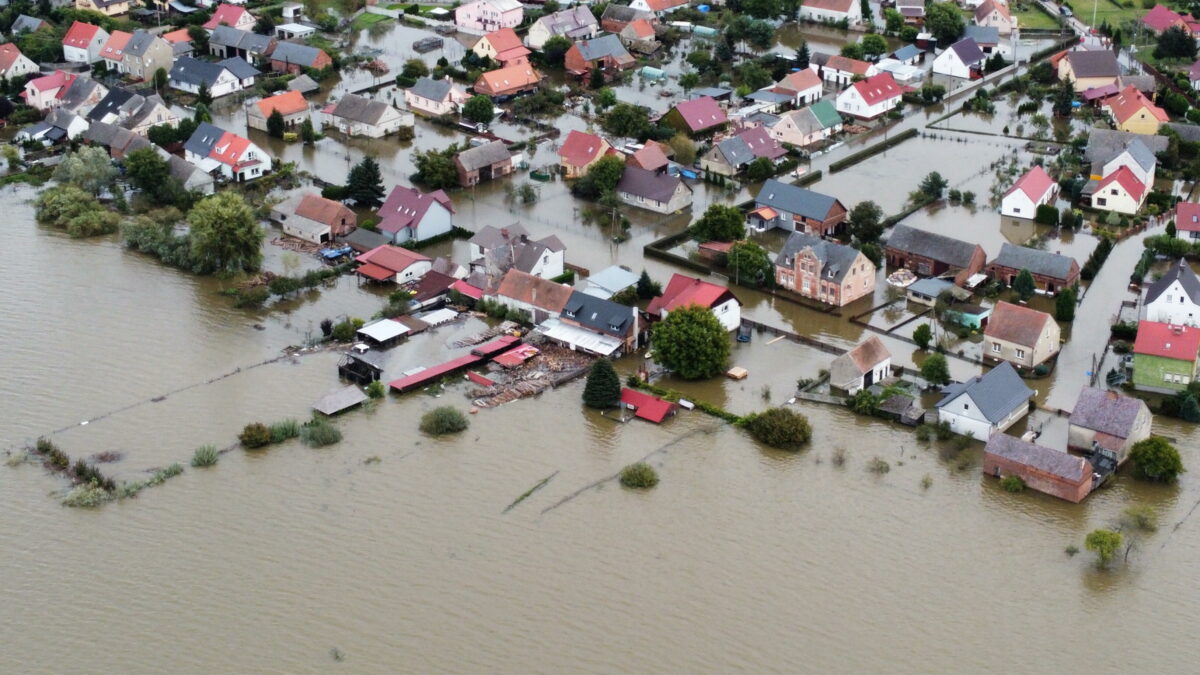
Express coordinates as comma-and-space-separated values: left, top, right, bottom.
62, 482, 115, 507
420, 406, 469, 436
191, 445, 219, 467
239, 423, 272, 449
269, 419, 301, 443
620, 462, 659, 489
301, 419, 343, 447
999, 475, 1025, 493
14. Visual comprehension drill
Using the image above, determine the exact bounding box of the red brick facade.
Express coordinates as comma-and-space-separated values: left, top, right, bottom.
983, 452, 1093, 503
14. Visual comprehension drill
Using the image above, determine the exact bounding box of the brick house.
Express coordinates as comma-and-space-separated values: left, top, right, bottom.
455, 140, 514, 186
749, 178, 848, 236
983, 434, 1094, 503
884, 224, 986, 286
268, 42, 332, 74
564, 34, 635, 77
773, 231, 875, 306
1067, 386, 1152, 464
984, 301, 1062, 368
472, 64, 542, 100
661, 96, 728, 137
558, 130, 613, 179
986, 243, 1080, 294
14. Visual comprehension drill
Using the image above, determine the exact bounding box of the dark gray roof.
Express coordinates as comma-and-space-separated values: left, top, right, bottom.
10, 15, 44, 34
984, 433, 1089, 482
810, 52, 831, 68
600, 4, 650, 23
184, 121, 226, 157
218, 56, 260, 79
962, 25, 999, 45
339, 227, 391, 252
270, 41, 324, 66
409, 76, 453, 102
1069, 387, 1146, 438
892, 44, 921, 61
774, 231, 863, 284
693, 86, 732, 99
562, 291, 634, 337
287, 73, 320, 93
747, 89, 793, 105
1115, 137, 1157, 173
470, 224, 528, 250
1085, 128, 1169, 163
169, 56, 229, 86
124, 30, 160, 58
574, 34, 629, 61
617, 165, 682, 202
330, 93, 393, 124
538, 6, 598, 36
886, 224, 980, 268
83, 121, 121, 147
714, 135, 754, 168
210, 25, 273, 52
456, 140, 512, 172
1065, 49, 1119, 78
990, 243, 1077, 280
745, 111, 780, 127
948, 37, 984, 65
1145, 258, 1200, 305
86, 87, 137, 122
936, 362, 1034, 424
167, 153, 208, 185
755, 178, 840, 221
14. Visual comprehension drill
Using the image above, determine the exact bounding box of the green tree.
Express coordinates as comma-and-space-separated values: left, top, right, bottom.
589, 65, 605, 89
1155, 25, 1198, 60
667, 133, 697, 165
266, 109, 286, 138
1129, 437, 1185, 482
1055, 287, 1077, 321
742, 0, 782, 19
651, 305, 730, 379
690, 204, 745, 242
925, 2, 965, 45
420, 406, 469, 435
401, 58, 429, 79
745, 157, 775, 182
861, 34, 887, 58
920, 352, 950, 385
1178, 394, 1200, 423
594, 87, 617, 110
153, 67, 168, 93
346, 156, 386, 206
35, 185, 120, 238
1013, 269, 1036, 301
919, 171, 948, 200
53, 146, 117, 196
462, 95, 494, 125
795, 40, 810, 69
540, 35, 572, 67
742, 407, 812, 450
737, 61, 773, 90
603, 103, 650, 139
123, 147, 191, 208
413, 147, 460, 189
728, 241, 772, 286
570, 154, 625, 199
884, 7, 903, 33
196, 81, 213, 106
848, 200, 884, 243
193, 102, 212, 124
300, 118, 317, 144
679, 72, 700, 93
582, 358, 621, 409
187, 192, 263, 275
840, 43, 865, 60
913, 323, 933, 350
1052, 77, 1076, 117
1167, 220, 1177, 238
1085, 529, 1122, 568
637, 270, 661, 299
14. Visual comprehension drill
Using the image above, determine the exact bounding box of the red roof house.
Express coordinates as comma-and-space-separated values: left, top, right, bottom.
646, 273, 742, 331
1176, 201, 1200, 237
620, 388, 677, 423
1000, 165, 1058, 218
99, 30, 132, 65
355, 245, 433, 283
377, 185, 456, 244
663, 95, 728, 135
62, 21, 107, 64
21, 70, 77, 111
1102, 84, 1169, 133
1142, 4, 1188, 33
204, 4, 257, 32
836, 72, 907, 119
473, 27, 530, 66
1094, 166, 1146, 210
558, 129, 614, 178
627, 140, 669, 171
1134, 320, 1200, 360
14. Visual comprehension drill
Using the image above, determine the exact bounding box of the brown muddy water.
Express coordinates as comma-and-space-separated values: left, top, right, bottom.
3, 145, 1200, 675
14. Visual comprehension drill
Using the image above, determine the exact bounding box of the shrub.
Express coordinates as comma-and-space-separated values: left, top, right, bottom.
999, 475, 1026, 492
62, 482, 115, 508
366, 380, 386, 399
269, 419, 301, 443
583, 358, 621, 409
1129, 436, 1185, 482
239, 423, 272, 449
301, 419, 343, 447
742, 407, 812, 450
1121, 504, 1158, 532
331, 319, 357, 342
420, 406, 469, 435
620, 462, 659, 488
868, 457, 891, 474
1085, 529, 1122, 568
920, 474, 933, 490
191, 445, 219, 467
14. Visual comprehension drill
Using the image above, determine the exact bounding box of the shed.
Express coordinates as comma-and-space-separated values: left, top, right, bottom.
312, 385, 368, 416
983, 433, 1095, 503
620, 387, 677, 423
356, 318, 409, 348
338, 348, 386, 385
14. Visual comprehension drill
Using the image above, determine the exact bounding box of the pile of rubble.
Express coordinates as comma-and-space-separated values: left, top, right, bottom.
468, 344, 593, 408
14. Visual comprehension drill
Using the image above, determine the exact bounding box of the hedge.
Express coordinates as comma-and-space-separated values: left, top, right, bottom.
627, 377, 742, 423
828, 128, 918, 173
401, 226, 474, 251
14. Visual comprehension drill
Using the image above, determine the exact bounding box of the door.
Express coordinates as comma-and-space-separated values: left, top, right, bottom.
863, 368, 874, 387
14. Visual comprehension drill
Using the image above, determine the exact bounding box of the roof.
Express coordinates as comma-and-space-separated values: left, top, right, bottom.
562, 290, 634, 336
583, 265, 639, 297
219, 56, 260, 79
208, 129, 252, 167
1070, 387, 1146, 438
86, 87, 137, 121
646, 273, 738, 316
100, 30, 132, 62
850, 72, 905, 106
990, 243, 1077, 280
1142, 4, 1184, 31
984, 434, 1091, 483
628, 141, 669, 171
601, 4, 651, 23
288, 73, 320, 93
312, 385, 368, 416
170, 57, 233, 86
1112, 137, 1158, 175
59, 77, 104, 111
620, 388, 675, 423
1145, 258, 1200, 304
1104, 85, 1169, 124
1177, 203, 1200, 232
1086, 128, 1169, 164
256, 89, 308, 118
624, 18, 656, 38
1134, 321, 1200, 361
948, 37, 985, 66
1004, 165, 1056, 203
975, 0, 1012, 21
892, 44, 921, 61
748, 89, 794, 105
161, 28, 192, 44
755, 178, 840, 221
456, 140, 512, 172
408, 75, 456, 102
358, 318, 410, 342
801, 0, 855, 12
289, 193, 354, 227
776, 68, 821, 93
936, 362, 1034, 423
0, 43, 27, 73
329, 93, 394, 125
378, 185, 454, 234
10, 15, 47, 34
204, 4, 253, 30
713, 135, 754, 167
270, 41, 326, 67
210, 25, 273, 52
475, 64, 542, 93
985, 301, 1054, 347
63, 21, 102, 48
963, 24, 999, 45
886, 224, 980, 268
809, 99, 842, 127
907, 277, 955, 298
470, 223, 528, 249
25, 70, 76, 95
494, 268, 573, 312
356, 244, 432, 274
835, 336, 891, 376
736, 125, 785, 160
774, 231, 864, 284
573, 33, 631, 62
471, 0, 523, 11
538, 6, 598, 37
124, 30, 161, 58
1096, 166, 1146, 202
672, 96, 728, 132
826, 54, 873, 75
1082, 83, 1120, 101
559, 130, 608, 167
640, 0, 687, 10
1064, 49, 1120, 78
617, 165, 683, 202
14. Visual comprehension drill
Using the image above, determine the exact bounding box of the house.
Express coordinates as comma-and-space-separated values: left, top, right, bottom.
161, 28, 194, 59
1176, 202, 1200, 241
734, 125, 785, 162
835, 72, 905, 119
772, 68, 824, 107
1142, 4, 1189, 34
21, 70, 77, 111
558, 130, 613, 179
15, 108, 88, 145
627, 140, 670, 172
1191, 60, 1200, 91
830, 336, 891, 393
169, 57, 258, 97
167, 154, 215, 195
491, 268, 573, 323
1090, 166, 1146, 215
564, 34, 635, 77
627, 0, 687, 16
81, 121, 153, 159
984, 301, 1061, 368
1086, 128, 1169, 168
1097, 136, 1157, 185
891, 43, 923, 65
821, 54, 876, 87
1102, 85, 1169, 135
884, 224, 987, 286
1068, 387, 1152, 464
405, 76, 468, 117
662, 96, 728, 136
1133, 321, 1200, 392
75, 0, 131, 17
247, 89, 309, 131
57, 76, 108, 116
895, 0, 925, 24
799, 0, 862, 25
748, 178, 848, 236
963, 24, 1005, 58
86, 88, 178, 135
99, 30, 131, 71
700, 135, 755, 177
905, 277, 956, 306
472, 27, 529, 66
62, 21, 108, 64
321, 94, 413, 138
114, 30, 174, 82
9, 15, 50, 35
208, 25, 274, 61
287, 73, 320, 95
455, 140, 513, 186
270, 193, 356, 244
468, 224, 565, 280
616, 165, 693, 214
1001, 165, 1059, 219
183, 122, 271, 182
932, 38, 985, 80
773, 231, 876, 306
619, 19, 659, 54
582, 265, 640, 300
203, 4, 257, 32
983, 434, 1094, 503
600, 4, 654, 33
646, 273, 742, 332
377, 185, 455, 244
935, 362, 1034, 438
768, 100, 843, 147
545, 291, 639, 356
974, 0, 1016, 35
473, 63, 542, 99
526, 6, 598, 50
1059, 50, 1120, 93
1143, 258, 1200, 325
355, 245, 433, 284
618, 388, 677, 423
987, 243, 1080, 295
268, 42, 331, 74
455, 0, 524, 34
0, 43, 36, 80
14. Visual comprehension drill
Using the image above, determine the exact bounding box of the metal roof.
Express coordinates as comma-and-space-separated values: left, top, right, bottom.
755, 178, 839, 222
936, 362, 1034, 424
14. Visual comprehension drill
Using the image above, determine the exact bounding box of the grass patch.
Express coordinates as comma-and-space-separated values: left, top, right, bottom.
352, 12, 393, 29
868, 457, 891, 474
270, 419, 301, 444
1013, 6, 1062, 30
620, 462, 659, 489
62, 482, 114, 508
920, 474, 933, 490
191, 445, 219, 468
999, 475, 1026, 493
1121, 504, 1159, 532
301, 419, 343, 447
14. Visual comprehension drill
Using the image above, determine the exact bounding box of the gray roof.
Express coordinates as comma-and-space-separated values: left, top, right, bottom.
583, 265, 639, 297
755, 178, 840, 221
218, 56, 260, 79
340, 227, 391, 252
573, 34, 629, 62
83, 120, 121, 147
86, 87, 138, 122
456, 140, 512, 172
59, 77, 104, 112
617, 165, 683, 202
10, 15, 44, 34
774, 231, 863, 284
408, 76, 454, 102
779, 107, 822, 136
693, 86, 732, 99
312, 385, 368, 415
1069, 387, 1146, 439
886, 224, 980, 268
287, 73, 320, 93
962, 25, 999, 45
210, 25, 273, 52
892, 44, 921, 61
1145, 258, 1200, 305
562, 291, 634, 337
167, 153, 211, 187
470, 224, 528, 250
948, 37, 984, 65
169, 56, 230, 86
907, 277, 955, 298
745, 111, 780, 127
125, 95, 169, 129
713, 135, 754, 168
1085, 128, 1168, 163
747, 89, 794, 105
538, 6, 598, 36
1065, 49, 1119, 78
936, 362, 1034, 424
810, 52, 831, 68
124, 30, 160, 58
600, 4, 651, 23
1113, 137, 1157, 173
270, 41, 324, 66
984, 433, 1090, 482
990, 243, 1077, 280
184, 121, 226, 158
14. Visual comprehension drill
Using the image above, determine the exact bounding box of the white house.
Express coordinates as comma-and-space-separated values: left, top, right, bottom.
1143, 259, 1200, 326
1101, 137, 1157, 188
377, 185, 456, 245
525, 6, 598, 50
468, 224, 565, 280
404, 76, 467, 117
627, 0, 688, 17
183, 122, 271, 182
1001, 165, 1058, 219
646, 273, 742, 332
455, 0, 524, 34
935, 362, 1034, 439
974, 0, 1017, 35
61, 20, 107, 64
829, 336, 892, 394
321, 94, 414, 138
0, 42, 38, 80
932, 37, 985, 80
1091, 167, 1146, 215
835, 72, 905, 119
355, 245, 433, 285
169, 57, 255, 98
799, 0, 861, 24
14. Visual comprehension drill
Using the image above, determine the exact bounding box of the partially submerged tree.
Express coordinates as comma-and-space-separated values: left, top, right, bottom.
913, 323, 933, 350
1013, 269, 1036, 301
1085, 529, 1122, 568
848, 200, 884, 243
462, 95, 494, 125
727, 241, 772, 286
187, 192, 263, 275
920, 352, 951, 385
53, 146, 117, 196
346, 156, 386, 206
266, 109, 286, 138
690, 204, 745, 242
1128, 437, 1185, 482
583, 358, 621, 409
651, 305, 730, 380
741, 407, 812, 450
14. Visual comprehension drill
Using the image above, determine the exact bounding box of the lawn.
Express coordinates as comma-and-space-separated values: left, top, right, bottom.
1013, 4, 1063, 30
352, 12, 393, 29
1070, 0, 1153, 31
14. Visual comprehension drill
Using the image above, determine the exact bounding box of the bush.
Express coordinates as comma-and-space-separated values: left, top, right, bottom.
1129, 436, 1185, 482
999, 475, 1025, 492
868, 457, 891, 474
331, 320, 357, 342
239, 423, 272, 449
62, 482, 115, 508
1085, 529, 1122, 568
366, 380, 386, 399
1121, 504, 1159, 532
420, 406, 469, 435
1035, 203, 1059, 225
742, 407, 812, 450
301, 419, 343, 447
191, 445, 219, 467
583, 358, 621, 409
619, 462, 659, 488
270, 419, 301, 443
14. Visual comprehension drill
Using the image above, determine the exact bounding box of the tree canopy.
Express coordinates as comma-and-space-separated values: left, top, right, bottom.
727, 241, 772, 286
583, 358, 621, 409
187, 192, 263, 275
742, 407, 812, 450
53, 146, 117, 196
848, 200, 884, 243
651, 305, 730, 379
603, 103, 651, 139
690, 204, 746, 242
346, 156, 385, 206
266, 109, 286, 138
1155, 26, 1197, 60
925, 2, 965, 46
462, 95, 494, 125
920, 352, 950, 385
1129, 437, 1185, 482
413, 147, 459, 190
1085, 529, 1122, 568
1013, 269, 1036, 301
570, 154, 625, 200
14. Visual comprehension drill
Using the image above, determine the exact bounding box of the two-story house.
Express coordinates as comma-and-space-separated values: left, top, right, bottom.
984, 301, 1062, 368
773, 231, 876, 306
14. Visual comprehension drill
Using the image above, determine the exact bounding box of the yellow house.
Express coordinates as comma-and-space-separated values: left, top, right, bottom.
75, 0, 131, 16
1058, 50, 1119, 93
1103, 85, 1170, 135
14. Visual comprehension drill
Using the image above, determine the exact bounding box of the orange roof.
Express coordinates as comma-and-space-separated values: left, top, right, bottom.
626, 18, 656, 38
0, 43, 26, 72
559, 129, 608, 167
1104, 84, 1169, 124
777, 68, 821, 93
63, 21, 101, 49
984, 301, 1053, 347
826, 54, 872, 75
294, 193, 354, 226
475, 64, 542, 95
256, 89, 308, 118
642, 0, 687, 10
356, 244, 431, 274
494, 268, 572, 312
100, 30, 132, 62
481, 27, 523, 53
161, 28, 192, 44
210, 131, 252, 167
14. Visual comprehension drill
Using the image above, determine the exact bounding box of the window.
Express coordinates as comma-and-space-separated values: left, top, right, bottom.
1013, 207, 1020, 213
1165, 373, 1174, 383
992, 342, 1001, 353
1016, 349, 1025, 359
1096, 197, 1107, 206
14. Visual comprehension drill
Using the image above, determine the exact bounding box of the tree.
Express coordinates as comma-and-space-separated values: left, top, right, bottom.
589, 65, 604, 89
737, 61, 773, 90
266, 109, 286, 138
401, 58, 429, 79
1085, 529, 1122, 568
594, 87, 617, 110
744, 157, 774, 182
1155, 25, 1198, 60
1167, 220, 1177, 238
187, 192, 263, 275
861, 34, 887, 58
570, 154, 625, 199
124, 147, 190, 208
679, 72, 700, 93
583, 358, 621, 409
742, 407, 812, 450
540, 35, 572, 67
884, 7, 903, 33
1013, 269, 1036, 301
603, 103, 650, 139
413, 147, 459, 189
53, 146, 117, 196
462, 95, 494, 125
848, 200, 884, 243
1052, 77, 1075, 117
690, 204, 745, 242
742, 0, 782, 19
153, 67, 168, 93
913, 323, 933, 350
795, 40, 810, 69
1177, 394, 1200, 423
651, 305, 730, 379
1128, 437, 1185, 482
919, 171, 949, 200
636, 270, 661, 299
346, 156, 385, 206
420, 406, 469, 435
196, 81, 212, 106
860, 0, 873, 22
840, 43, 865, 60
193, 103, 212, 124
925, 2, 965, 46
667, 133, 696, 165
728, 241, 772, 286
920, 352, 950, 385
1055, 287, 1076, 321
300, 118, 317, 144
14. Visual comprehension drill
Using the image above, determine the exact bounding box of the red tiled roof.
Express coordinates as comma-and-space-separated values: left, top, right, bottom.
100, 30, 132, 62
480, 27, 522, 53
1134, 321, 1200, 361
0, 43, 25, 72
25, 70, 75, 95
209, 131, 252, 167
496, 45, 531, 63
256, 89, 308, 118
1142, 4, 1185, 32
852, 72, 905, 106
1096, 166, 1146, 202
801, 0, 855, 12
356, 244, 432, 274
776, 68, 821, 93
475, 64, 542, 95
984, 301, 1053, 347
559, 129, 608, 167
356, 262, 395, 281
378, 185, 455, 235
63, 21, 101, 48
294, 193, 354, 227
975, 0, 1012, 23
626, 18, 655, 38
494, 268, 572, 312
1004, 165, 1056, 202
628, 141, 669, 171
1176, 202, 1200, 232
1104, 84, 1169, 124
672, 95, 727, 132
450, 279, 484, 300
161, 28, 192, 44
736, 125, 786, 160
620, 388, 676, 423
647, 273, 737, 315
642, 0, 687, 10
204, 4, 252, 30
826, 54, 873, 75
